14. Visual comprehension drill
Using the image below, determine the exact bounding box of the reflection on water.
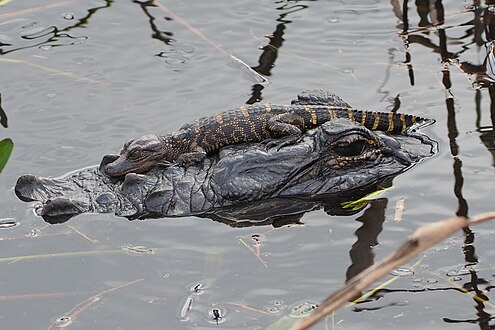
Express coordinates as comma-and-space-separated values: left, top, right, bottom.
207, 181, 391, 228
133, 0, 198, 66
345, 198, 387, 300
247, 1, 314, 104
0, 1, 112, 55
0, 93, 7, 128
2, 0, 495, 328
369, 1, 495, 327
134, 0, 174, 46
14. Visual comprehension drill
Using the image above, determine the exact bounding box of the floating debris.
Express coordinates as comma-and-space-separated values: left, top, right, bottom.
54, 316, 72, 327
0, 218, 17, 229
209, 308, 224, 325
179, 296, 193, 321
394, 198, 405, 222
290, 301, 318, 318
61, 12, 75, 20
191, 282, 204, 294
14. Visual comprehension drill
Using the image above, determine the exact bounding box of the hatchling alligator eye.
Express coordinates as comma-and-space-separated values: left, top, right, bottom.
128, 150, 146, 161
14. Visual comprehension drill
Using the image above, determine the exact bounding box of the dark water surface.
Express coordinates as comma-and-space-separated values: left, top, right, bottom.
1, 0, 494, 329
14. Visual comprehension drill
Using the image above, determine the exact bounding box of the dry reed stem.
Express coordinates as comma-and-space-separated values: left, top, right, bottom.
291, 212, 495, 330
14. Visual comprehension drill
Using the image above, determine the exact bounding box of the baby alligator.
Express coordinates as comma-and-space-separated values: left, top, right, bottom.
104, 91, 425, 177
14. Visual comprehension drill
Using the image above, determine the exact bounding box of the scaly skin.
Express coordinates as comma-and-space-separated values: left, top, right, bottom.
104, 92, 426, 177
15, 118, 436, 223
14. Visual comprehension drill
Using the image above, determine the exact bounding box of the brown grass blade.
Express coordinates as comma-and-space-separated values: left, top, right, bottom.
46, 278, 144, 330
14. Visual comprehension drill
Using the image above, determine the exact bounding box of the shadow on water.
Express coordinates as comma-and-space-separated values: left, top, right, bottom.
204, 180, 392, 229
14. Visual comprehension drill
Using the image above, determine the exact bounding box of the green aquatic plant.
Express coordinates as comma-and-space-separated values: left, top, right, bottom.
341, 186, 392, 211
0, 0, 13, 7
0, 138, 13, 175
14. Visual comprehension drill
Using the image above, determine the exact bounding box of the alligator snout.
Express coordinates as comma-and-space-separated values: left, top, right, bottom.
99, 154, 128, 177
103, 156, 155, 177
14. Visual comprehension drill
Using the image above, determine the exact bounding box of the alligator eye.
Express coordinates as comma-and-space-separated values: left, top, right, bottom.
127, 149, 145, 161
334, 140, 367, 157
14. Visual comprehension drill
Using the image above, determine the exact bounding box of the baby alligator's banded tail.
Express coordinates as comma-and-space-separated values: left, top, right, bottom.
270, 104, 422, 134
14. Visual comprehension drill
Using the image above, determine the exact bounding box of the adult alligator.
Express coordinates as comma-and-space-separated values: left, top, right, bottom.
104, 91, 423, 177
15, 91, 436, 225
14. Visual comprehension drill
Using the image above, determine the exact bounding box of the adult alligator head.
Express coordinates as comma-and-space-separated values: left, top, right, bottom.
15, 118, 436, 225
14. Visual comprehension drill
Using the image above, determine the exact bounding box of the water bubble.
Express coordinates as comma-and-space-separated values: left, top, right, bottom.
40, 45, 53, 51
446, 268, 471, 277
121, 245, 155, 254
328, 17, 340, 23
0, 218, 18, 229
55, 316, 72, 327
266, 306, 279, 314
451, 276, 463, 282
26, 228, 40, 238
426, 279, 438, 284
342, 68, 354, 74
62, 13, 74, 20
390, 267, 414, 276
